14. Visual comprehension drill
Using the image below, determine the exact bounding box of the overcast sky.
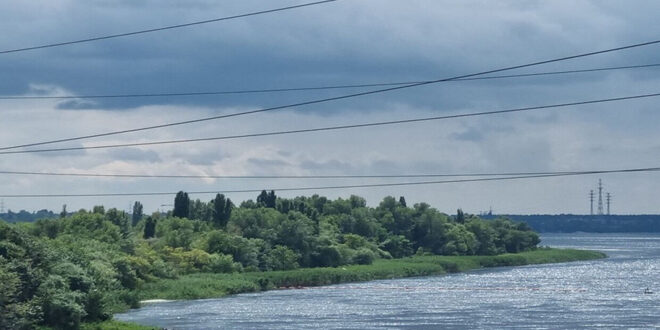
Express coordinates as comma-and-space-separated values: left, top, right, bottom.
1, 0, 660, 215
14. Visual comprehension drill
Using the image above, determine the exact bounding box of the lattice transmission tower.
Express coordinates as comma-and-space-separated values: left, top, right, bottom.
597, 179, 604, 215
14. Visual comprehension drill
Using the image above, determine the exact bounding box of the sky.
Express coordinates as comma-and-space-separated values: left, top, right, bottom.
1, 0, 660, 215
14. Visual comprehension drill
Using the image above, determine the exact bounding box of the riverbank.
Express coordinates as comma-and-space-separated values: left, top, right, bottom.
136, 248, 605, 301
105, 248, 603, 329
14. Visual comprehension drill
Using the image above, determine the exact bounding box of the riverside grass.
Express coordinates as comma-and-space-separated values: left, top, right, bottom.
137, 248, 605, 301
79, 320, 159, 330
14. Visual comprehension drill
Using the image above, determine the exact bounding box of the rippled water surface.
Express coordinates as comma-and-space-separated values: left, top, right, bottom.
116, 233, 660, 329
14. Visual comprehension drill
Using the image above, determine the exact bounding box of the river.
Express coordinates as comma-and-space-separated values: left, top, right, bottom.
115, 233, 659, 329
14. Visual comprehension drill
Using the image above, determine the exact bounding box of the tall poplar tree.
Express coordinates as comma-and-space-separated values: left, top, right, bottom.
131, 201, 144, 226
173, 191, 190, 218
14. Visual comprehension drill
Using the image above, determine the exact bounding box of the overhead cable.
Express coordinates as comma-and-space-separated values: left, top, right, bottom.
0, 0, 338, 55
2, 38, 660, 151
0, 169, 605, 179
0, 166, 656, 180
1, 63, 659, 100
1, 166, 658, 198
2, 91, 659, 155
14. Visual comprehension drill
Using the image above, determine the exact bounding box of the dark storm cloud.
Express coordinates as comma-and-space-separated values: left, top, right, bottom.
4, 0, 658, 114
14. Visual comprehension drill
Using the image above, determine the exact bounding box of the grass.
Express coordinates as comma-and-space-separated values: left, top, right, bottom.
136, 248, 605, 301
80, 320, 159, 330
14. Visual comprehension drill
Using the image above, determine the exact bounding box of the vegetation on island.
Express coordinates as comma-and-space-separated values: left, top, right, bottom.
138, 248, 605, 301
2, 191, 578, 329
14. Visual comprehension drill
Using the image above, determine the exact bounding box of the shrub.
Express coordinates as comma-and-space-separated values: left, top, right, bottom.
263, 246, 300, 271
352, 248, 376, 265
205, 253, 238, 273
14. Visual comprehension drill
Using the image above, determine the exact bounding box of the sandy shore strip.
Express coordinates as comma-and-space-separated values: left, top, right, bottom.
140, 299, 175, 304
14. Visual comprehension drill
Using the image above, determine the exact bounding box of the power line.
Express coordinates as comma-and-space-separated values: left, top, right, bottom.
1, 167, 658, 198
0, 169, 611, 180
2, 63, 659, 100
2, 91, 659, 155
0, 0, 338, 55
0, 166, 657, 180
2, 38, 660, 152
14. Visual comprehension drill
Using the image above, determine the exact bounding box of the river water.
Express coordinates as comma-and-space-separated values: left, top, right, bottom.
116, 233, 659, 329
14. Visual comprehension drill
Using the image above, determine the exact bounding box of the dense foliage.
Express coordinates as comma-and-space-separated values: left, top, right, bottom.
139, 248, 604, 301
0, 192, 539, 329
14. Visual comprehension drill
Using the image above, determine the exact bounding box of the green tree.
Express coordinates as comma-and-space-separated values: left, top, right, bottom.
92, 205, 105, 215
456, 208, 465, 224
173, 191, 190, 218
143, 216, 156, 239
264, 245, 300, 270
188, 199, 211, 221
379, 235, 413, 258
212, 194, 233, 228
466, 220, 498, 255
441, 224, 477, 255
105, 208, 129, 238
349, 195, 367, 209
257, 190, 277, 208
60, 204, 67, 218
311, 245, 342, 267
411, 207, 449, 254
131, 201, 143, 227
157, 217, 195, 249
275, 212, 316, 259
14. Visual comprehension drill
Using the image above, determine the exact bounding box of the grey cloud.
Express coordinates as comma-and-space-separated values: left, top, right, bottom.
56, 99, 98, 110
170, 149, 226, 166
3, 0, 658, 113
277, 150, 292, 157
31, 145, 87, 158
299, 159, 355, 173
105, 148, 161, 163
451, 127, 485, 142
451, 123, 516, 142
248, 158, 290, 168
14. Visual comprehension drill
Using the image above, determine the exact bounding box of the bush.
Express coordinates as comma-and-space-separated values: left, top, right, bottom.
205, 253, 238, 273
263, 246, 300, 271
312, 245, 342, 267
352, 248, 376, 265
379, 235, 413, 258
112, 258, 139, 290
38, 276, 87, 329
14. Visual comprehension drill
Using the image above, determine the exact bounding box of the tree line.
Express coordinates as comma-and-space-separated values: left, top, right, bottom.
1, 191, 539, 329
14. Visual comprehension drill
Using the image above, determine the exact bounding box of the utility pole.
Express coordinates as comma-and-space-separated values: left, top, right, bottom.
589, 190, 594, 215
0, 199, 4, 214
597, 179, 604, 215
606, 193, 611, 215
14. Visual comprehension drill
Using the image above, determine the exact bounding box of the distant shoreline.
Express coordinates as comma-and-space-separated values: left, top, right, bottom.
482, 214, 660, 233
